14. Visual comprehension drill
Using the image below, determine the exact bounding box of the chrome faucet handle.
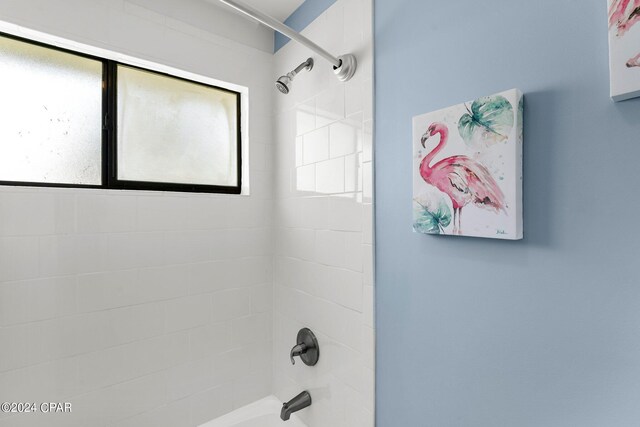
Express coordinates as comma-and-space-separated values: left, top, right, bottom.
290, 343, 307, 365
289, 328, 320, 366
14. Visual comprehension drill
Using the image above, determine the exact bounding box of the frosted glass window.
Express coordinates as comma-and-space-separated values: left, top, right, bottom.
0, 36, 103, 185
117, 65, 240, 188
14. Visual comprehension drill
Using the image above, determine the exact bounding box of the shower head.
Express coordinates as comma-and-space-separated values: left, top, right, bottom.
275, 58, 314, 95
275, 77, 291, 94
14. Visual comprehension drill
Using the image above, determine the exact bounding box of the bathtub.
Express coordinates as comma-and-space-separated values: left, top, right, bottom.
199, 396, 307, 427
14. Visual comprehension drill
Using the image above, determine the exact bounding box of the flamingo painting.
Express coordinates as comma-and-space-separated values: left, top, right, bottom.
608, 0, 640, 100
419, 122, 506, 235
413, 89, 523, 240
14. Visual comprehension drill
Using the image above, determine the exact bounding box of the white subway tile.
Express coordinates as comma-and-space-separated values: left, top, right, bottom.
77, 333, 188, 391
316, 84, 345, 127
316, 158, 345, 194
38, 235, 78, 276
0, 276, 76, 326
231, 312, 272, 347
303, 126, 330, 165
329, 197, 363, 232
295, 164, 316, 193
329, 119, 361, 159
363, 120, 373, 162
164, 358, 216, 404
295, 99, 316, 136
250, 283, 272, 314
189, 322, 232, 360
0, 192, 75, 236
188, 261, 233, 295
0, 237, 39, 282
211, 288, 252, 323
362, 161, 373, 201
137, 196, 187, 232
76, 194, 137, 233
165, 295, 212, 333
189, 385, 233, 426
186, 196, 229, 230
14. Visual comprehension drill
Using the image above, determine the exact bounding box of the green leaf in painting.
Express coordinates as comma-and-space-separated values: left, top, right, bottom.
413, 197, 452, 235
458, 95, 514, 148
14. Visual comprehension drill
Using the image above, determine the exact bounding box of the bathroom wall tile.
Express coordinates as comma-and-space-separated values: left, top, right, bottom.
298, 198, 326, 230
106, 232, 166, 270
329, 197, 363, 232
189, 322, 232, 360
0, 276, 77, 326
362, 204, 373, 244
189, 385, 233, 426
295, 164, 316, 193
76, 270, 134, 312
273, 1, 374, 425
77, 194, 137, 233
296, 99, 316, 136
362, 285, 374, 329
315, 230, 346, 267
77, 332, 188, 391
363, 120, 373, 162
228, 257, 272, 288
186, 196, 229, 230
344, 232, 364, 272
110, 397, 191, 427
344, 153, 360, 193
345, 77, 365, 117
316, 158, 345, 194
0, 192, 75, 236
231, 312, 272, 347
0, 237, 40, 282
137, 195, 187, 231
164, 357, 216, 402
210, 288, 252, 323
279, 227, 316, 261
70, 370, 168, 427
0, 0, 277, 424
303, 126, 330, 165
38, 235, 78, 276
250, 283, 272, 314
110, 303, 165, 344
362, 161, 373, 201
165, 295, 212, 333
329, 118, 361, 159
362, 244, 374, 286
295, 136, 304, 167
316, 84, 346, 128
188, 261, 233, 295
324, 267, 363, 311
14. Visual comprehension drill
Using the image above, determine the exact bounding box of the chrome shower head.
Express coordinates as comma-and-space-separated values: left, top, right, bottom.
275, 58, 313, 95
276, 76, 291, 94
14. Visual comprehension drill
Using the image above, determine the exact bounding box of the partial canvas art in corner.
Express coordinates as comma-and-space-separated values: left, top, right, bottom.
413, 89, 523, 240
609, 0, 640, 101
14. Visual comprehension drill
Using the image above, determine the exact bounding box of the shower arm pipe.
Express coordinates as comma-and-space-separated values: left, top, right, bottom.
218, 0, 341, 68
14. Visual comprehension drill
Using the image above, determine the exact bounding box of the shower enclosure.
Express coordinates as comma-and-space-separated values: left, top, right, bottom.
0, 0, 373, 426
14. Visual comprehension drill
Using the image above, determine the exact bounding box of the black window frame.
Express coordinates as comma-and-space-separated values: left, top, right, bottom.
0, 31, 243, 195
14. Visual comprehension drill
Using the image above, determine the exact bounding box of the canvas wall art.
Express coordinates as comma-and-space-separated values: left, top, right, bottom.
412, 89, 523, 240
609, 0, 640, 101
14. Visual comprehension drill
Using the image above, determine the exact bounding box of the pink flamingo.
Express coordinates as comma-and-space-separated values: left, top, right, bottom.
609, 0, 640, 67
419, 123, 506, 235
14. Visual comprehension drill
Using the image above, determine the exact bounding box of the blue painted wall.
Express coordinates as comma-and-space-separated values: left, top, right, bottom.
274, 0, 337, 52
374, 1, 640, 426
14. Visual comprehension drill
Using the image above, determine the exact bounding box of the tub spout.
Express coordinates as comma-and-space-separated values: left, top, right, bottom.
280, 391, 311, 421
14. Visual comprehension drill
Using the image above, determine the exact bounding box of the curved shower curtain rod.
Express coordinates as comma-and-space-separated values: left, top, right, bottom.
217, 0, 357, 82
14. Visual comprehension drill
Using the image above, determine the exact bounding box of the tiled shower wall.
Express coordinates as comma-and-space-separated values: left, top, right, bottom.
0, 1, 274, 426
272, 0, 374, 426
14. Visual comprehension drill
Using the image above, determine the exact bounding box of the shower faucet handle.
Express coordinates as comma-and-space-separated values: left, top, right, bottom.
290, 343, 307, 365
289, 328, 319, 366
